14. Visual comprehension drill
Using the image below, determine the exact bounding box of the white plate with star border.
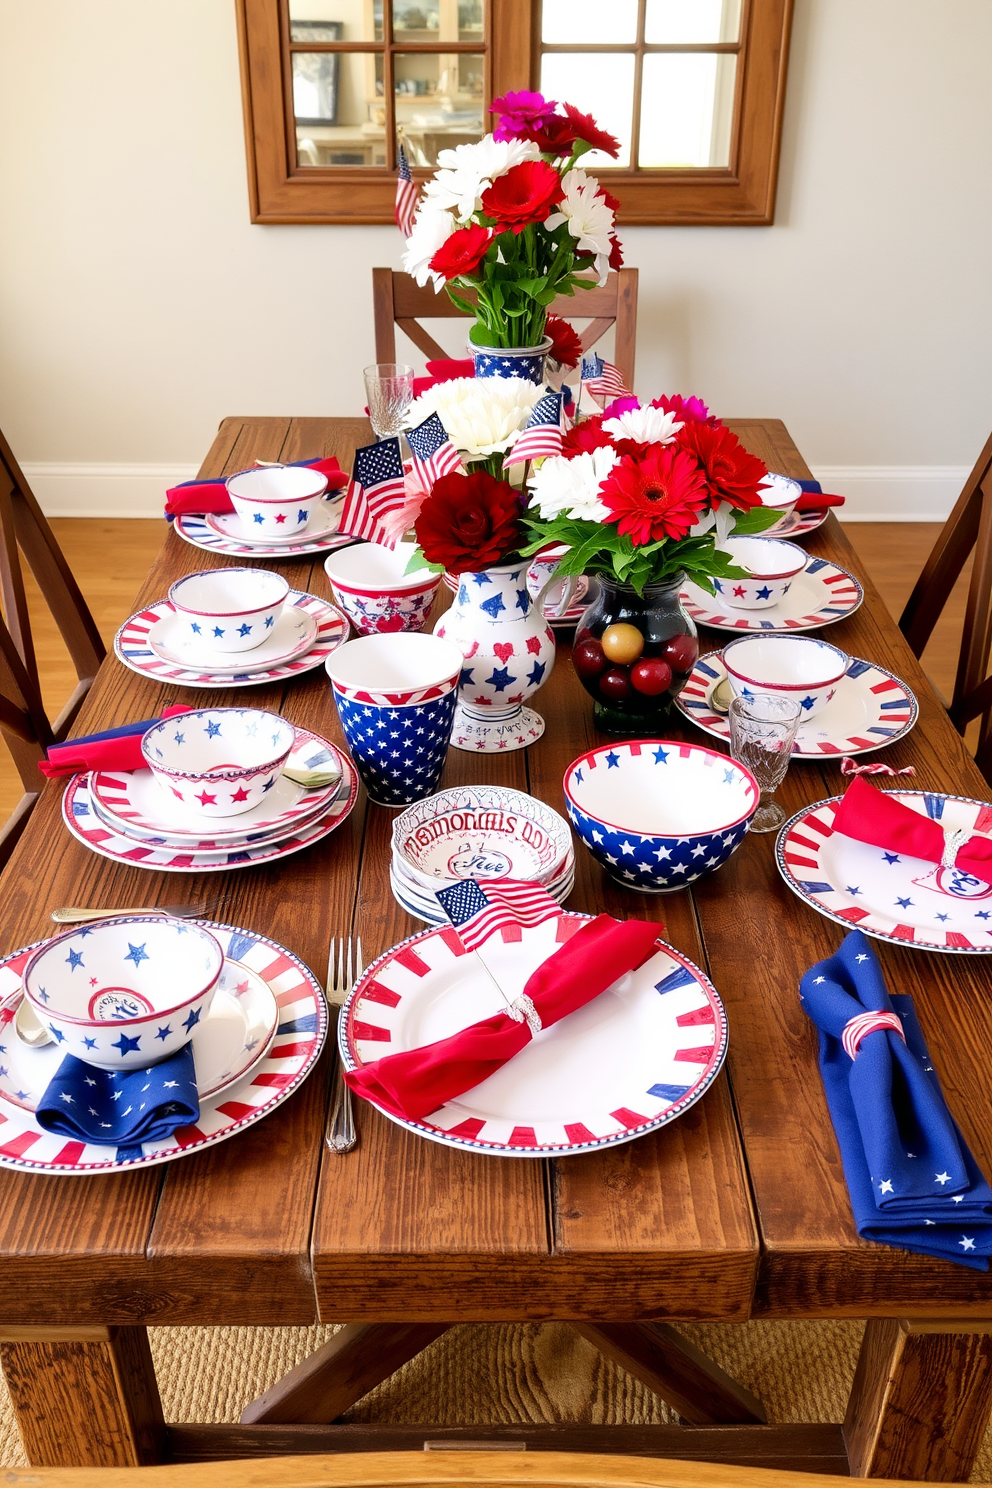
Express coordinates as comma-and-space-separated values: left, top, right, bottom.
339, 912, 727, 1157
0, 957, 279, 1115
147, 605, 318, 674
114, 590, 347, 689
776, 791, 992, 954
674, 651, 918, 759
61, 759, 358, 872
174, 509, 355, 558
680, 557, 863, 634
0, 921, 325, 1172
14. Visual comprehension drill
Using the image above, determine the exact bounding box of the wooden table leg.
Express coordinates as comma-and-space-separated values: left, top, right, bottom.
845, 1318, 992, 1480
0, 1325, 165, 1467
240, 1324, 450, 1425
573, 1323, 766, 1425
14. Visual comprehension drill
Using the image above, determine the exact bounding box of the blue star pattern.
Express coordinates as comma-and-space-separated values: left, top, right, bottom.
333, 690, 457, 806
66, 949, 84, 971
113, 1033, 141, 1057
34, 1043, 200, 1164
205, 719, 222, 738
479, 592, 506, 619
471, 348, 546, 382
124, 942, 149, 968
486, 666, 513, 693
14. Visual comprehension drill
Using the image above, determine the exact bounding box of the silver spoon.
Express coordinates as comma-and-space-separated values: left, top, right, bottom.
709, 677, 734, 714
14, 998, 51, 1048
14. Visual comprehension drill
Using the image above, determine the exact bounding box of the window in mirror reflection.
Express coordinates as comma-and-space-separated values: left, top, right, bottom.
394, 52, 485, 166
289, 0, 383, 42
295, 51, 388, 167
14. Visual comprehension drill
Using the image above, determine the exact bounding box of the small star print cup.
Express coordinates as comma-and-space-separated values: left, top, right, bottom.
168, 568, 289, 654
141, 707, 296, 818
718, 536, 807, 610
325, 633, 463, 807
226, 463, 330, 539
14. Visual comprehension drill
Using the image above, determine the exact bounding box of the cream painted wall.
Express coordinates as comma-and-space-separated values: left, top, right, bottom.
0, 0, 990, 515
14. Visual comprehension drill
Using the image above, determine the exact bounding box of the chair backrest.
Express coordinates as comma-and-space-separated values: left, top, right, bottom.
899, 429, 992, 775
0, 424, 105, 862
373, 268, 639, 392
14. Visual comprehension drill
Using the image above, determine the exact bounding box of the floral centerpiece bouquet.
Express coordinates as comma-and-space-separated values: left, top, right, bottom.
403, 90, 623, 353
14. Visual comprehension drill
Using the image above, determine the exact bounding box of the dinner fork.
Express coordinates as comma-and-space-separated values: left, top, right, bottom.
324, 935, 361, 1153
51, 898, 222, 924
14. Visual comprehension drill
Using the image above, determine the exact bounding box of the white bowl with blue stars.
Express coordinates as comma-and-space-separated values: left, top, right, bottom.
141, 708, 296, 818
168, 568, 289, 654
22, 916, 224, 1071
226, 463, 330, 539
723, 634, 848, 719
719, 536, 807, 610
563, 740, 759, 893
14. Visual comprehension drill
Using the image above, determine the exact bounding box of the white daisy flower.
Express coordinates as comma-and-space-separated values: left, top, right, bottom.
405, 377, 542, 458
545, 168, 615, 278
422, 137, 541, 222
602, 406, 683, 446
528, 446, 620, 522
402, 205, 457, 290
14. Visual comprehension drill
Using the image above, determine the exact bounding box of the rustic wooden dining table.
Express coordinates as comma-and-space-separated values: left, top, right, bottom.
1, 416, 991, 1480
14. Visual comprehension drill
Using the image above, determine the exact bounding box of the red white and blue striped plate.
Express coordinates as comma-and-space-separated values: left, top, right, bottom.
114, 591, 347, 689
674, 652, 918, 759
776, 791, 992, 955
174, 510, 354, 558
0, 922, 326, 1172
340, 913, 728, 1157
62, 758, 358, 872
680, 557, 863, 633
772, 506, 831, 539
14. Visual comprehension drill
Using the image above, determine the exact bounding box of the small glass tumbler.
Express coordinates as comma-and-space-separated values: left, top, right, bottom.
364, 362, 414, 440
728, 693, 802, 833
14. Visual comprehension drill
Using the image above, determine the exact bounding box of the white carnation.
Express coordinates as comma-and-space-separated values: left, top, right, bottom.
422, 137, 540, 222
402, 204, 456, 290
545, 168, 615, 278
405, 376, 542, 458
602, 406, 683, 445
528, 446, 620, 522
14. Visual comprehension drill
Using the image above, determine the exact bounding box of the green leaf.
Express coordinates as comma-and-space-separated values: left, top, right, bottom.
730, 504, 782, 535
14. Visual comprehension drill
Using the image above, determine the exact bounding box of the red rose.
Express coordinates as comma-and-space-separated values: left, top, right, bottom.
599, 446, 708, 544
544, 313, 583, 370
481, 161, 565, 233
429, 223, 493, 281
415, 471, 523, 574
563, 103, 622, 160
676, 420, 768, 510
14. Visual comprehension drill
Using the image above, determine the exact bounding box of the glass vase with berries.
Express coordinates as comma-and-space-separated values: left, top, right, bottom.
522, 395, 778, 731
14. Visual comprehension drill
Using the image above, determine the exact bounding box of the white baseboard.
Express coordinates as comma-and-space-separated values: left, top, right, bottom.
18, 460, 969, 522
20, 463, 200, 519
811, 466, 967, 522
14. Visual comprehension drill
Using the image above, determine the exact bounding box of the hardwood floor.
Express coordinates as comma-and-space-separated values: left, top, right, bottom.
0, 519, 971, 825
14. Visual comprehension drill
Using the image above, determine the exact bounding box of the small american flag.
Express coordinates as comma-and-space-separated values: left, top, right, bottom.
434, 878, 562, 953
502, 392, 566, 468
406, 412, 464, 490
581, 353, 631, 407
395, 144, 419, 238
338, 438, 408, 547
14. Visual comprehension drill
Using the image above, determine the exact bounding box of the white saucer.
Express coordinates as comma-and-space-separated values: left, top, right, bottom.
148, 606, 318, 673
0, 957, 278, 1114
680, 557, 863, 633
206, 502, 343, 547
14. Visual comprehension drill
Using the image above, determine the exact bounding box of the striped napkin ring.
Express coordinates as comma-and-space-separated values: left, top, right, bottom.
842, 1009, 906, 1060
508, 994, 543, 1036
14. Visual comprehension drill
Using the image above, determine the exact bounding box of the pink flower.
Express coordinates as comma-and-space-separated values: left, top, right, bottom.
651, 394, 716, 425
490, 90, 559, 142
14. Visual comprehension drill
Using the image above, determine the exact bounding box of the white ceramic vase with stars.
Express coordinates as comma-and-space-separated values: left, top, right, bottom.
434, 561, 557, 753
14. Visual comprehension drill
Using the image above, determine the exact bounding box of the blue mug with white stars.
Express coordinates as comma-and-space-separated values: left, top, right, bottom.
325, 633, 462, 807
22, 915, 224, 1071
168, 568, 289, 654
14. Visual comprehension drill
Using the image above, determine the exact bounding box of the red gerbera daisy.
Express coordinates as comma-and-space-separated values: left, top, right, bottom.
599, 447, 708, 544
563, 103, 622, 160
481, 160, 565, 232
544, 313, 583, 370
676, 420, 768, 511
429, 224, 493, 281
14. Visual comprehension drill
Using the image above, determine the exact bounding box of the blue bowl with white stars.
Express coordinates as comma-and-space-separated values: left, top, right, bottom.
141, 707, 296, 818
723, 633, 848, 719
563, 740, 759, 893
168, 568, 289, 654
22, 916, 224, 1071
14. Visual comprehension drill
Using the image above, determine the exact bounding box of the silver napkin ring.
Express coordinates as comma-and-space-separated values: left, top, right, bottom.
942, 827, 969, 868
508, 994, 543, 1036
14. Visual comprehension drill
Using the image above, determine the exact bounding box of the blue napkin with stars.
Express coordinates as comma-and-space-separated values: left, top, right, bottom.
800, 930, 992, 1269
35, 1046, 200, 1164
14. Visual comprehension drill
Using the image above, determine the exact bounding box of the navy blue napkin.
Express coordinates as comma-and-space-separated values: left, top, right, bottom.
800, 930, 992, 1268
35, 1045, 200, 1164
798, 479, 822, 494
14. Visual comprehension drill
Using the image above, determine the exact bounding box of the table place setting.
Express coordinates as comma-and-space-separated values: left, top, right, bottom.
167, 457, 356, 559
114, 569, 348, 689
680, 539, 864, 634
0, 914, 326, 1173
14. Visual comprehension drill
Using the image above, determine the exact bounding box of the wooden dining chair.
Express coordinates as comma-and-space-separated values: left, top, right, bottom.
372, 267, 639, 392
898, 427, 992, 780
0, 425, 105, 864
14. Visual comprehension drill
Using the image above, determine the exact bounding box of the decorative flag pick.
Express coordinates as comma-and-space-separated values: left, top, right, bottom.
434, 878, 564, 1034
395, 143, 419, 238
502, 391, 566, 468
406, 412, 464, 490
338, 438, 408, 548
581, 353, 631, 408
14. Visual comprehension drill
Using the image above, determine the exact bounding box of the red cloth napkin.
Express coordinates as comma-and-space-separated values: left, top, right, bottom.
344, 915, 661, 1121
796, 491, 845, 512
411, 357, 476, 397
832, 775, 992, 881
38, 706, 191, 778
164, 457, 348, 518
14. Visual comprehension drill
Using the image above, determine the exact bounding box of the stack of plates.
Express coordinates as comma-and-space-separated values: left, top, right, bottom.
174, 502, 354, 559
62, 727, 359, 873
389, 785, 575, 925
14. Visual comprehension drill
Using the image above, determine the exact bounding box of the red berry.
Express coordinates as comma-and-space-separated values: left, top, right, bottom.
661, 633, 699, 673
599, 667, 633, 703
573, 637, 608, 680
631, 657, 673, 696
